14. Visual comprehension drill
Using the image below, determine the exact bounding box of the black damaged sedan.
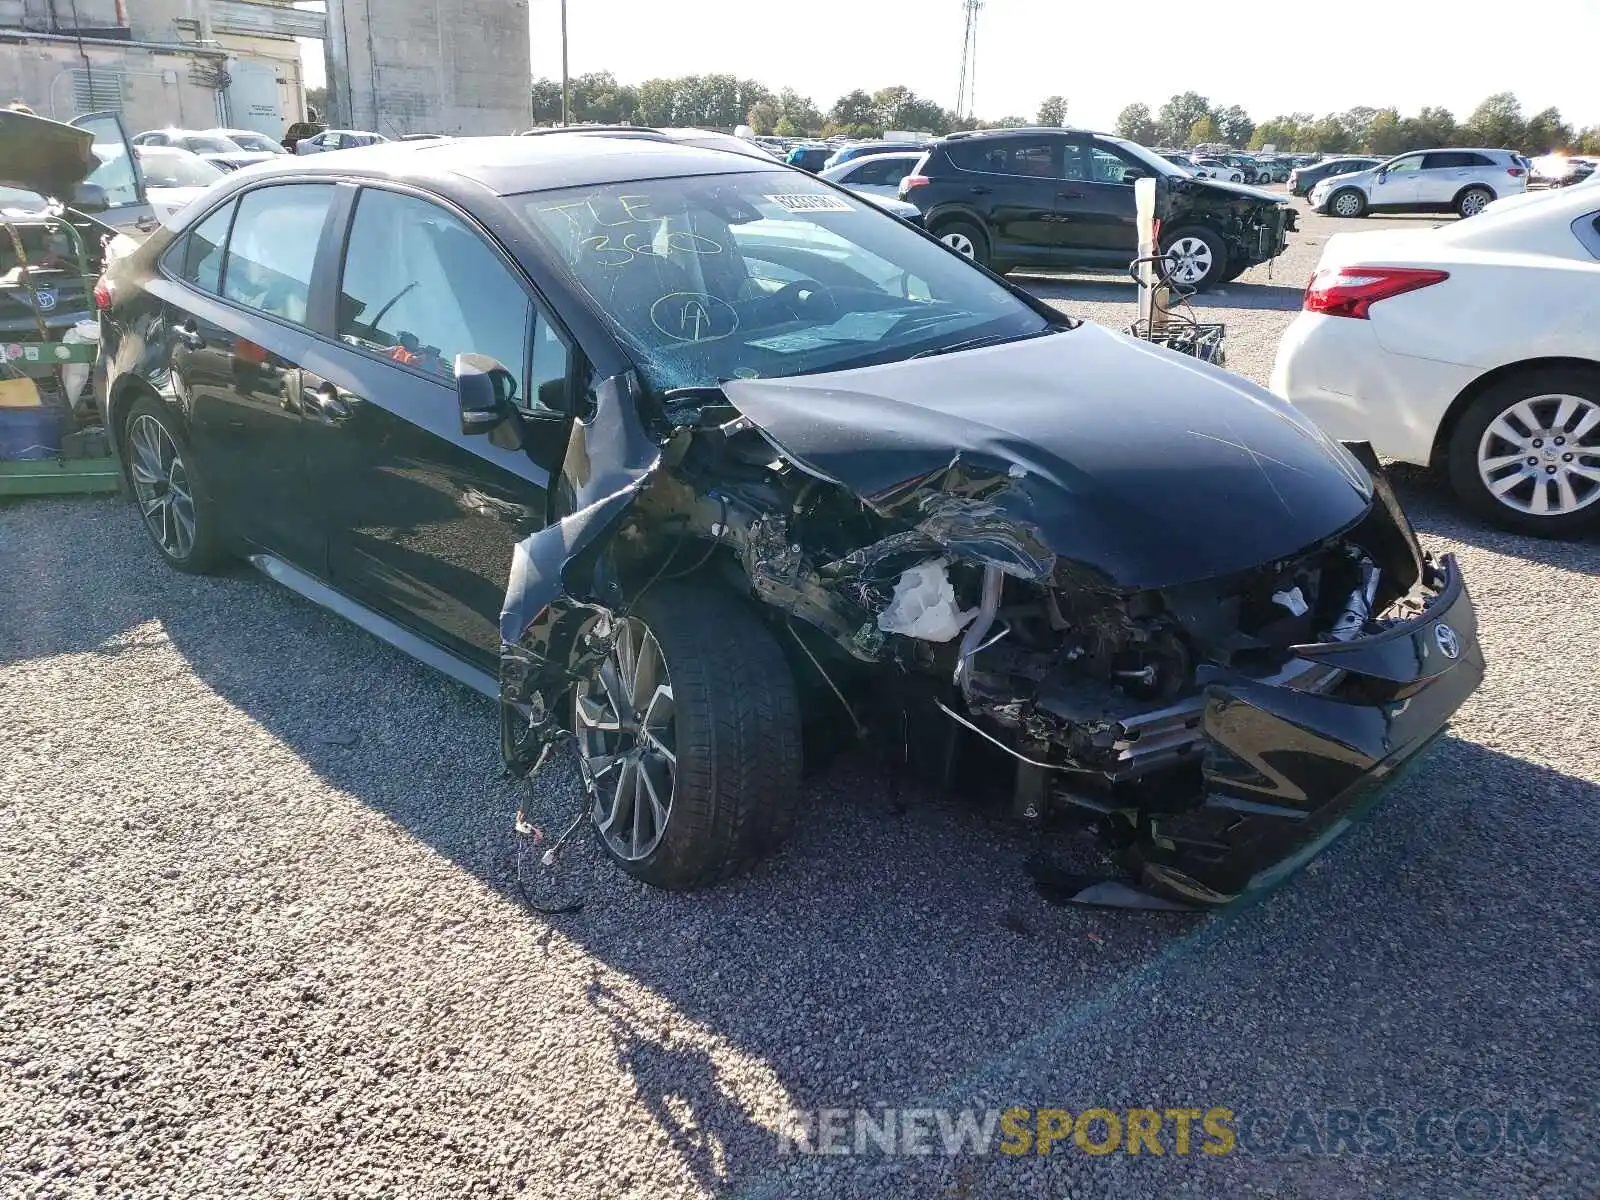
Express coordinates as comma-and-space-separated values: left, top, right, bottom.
95, 134, 1483, 907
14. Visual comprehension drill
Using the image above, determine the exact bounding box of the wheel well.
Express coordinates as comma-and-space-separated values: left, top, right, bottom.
107, 375, 166, 453
1454, 183, 1496, 203
926, 207, 984, 236
1430, 356, 1600, 467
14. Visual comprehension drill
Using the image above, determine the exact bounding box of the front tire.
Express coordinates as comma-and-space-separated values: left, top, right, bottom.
1456, 186, 1493, 218
1160, 225, 1228, 292
934, 218, 989, 268
574, 583, 802, 889
123, 395, 225, 574
1328, 188, 1366, 218
1445, 367, 1600, 537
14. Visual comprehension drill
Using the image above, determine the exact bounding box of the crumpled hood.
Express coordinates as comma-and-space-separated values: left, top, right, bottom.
0, 109, 96, 200
722, 324, 1374, 589
1174, 175, 1286, 205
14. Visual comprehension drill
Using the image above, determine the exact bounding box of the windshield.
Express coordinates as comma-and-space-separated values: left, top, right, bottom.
1105, 137, 1191, 179
519, 171, 1054, 391
218, 131, 278, 153
138, 150, 224, 188
183, 135, 243, 155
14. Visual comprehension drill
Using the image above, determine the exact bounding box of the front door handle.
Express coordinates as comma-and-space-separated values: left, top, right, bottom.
174, 320, 204, 349
1057, 190, 1084, 200
303, 383, 352, 420
969, 185, 991, 195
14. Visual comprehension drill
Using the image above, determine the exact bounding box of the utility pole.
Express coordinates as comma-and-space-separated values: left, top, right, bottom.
560, 0, 570, 126
956, 0, 983, 122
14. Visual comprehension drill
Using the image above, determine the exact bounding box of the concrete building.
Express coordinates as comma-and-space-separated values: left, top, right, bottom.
323, 0, 530, 136
0, 1, 320, 137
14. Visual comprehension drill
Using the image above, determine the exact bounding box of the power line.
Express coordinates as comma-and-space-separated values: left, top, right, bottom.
956, 0, 983, 120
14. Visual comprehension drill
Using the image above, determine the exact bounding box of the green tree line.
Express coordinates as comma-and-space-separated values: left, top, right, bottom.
530, 76, 1598, 156
1114, 91, 1600, 155
530, 73, 1059, 138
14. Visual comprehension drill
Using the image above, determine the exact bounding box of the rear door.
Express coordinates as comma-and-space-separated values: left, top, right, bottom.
159, 182, 339, 566
298, 185, 572, 666
1416, 151, 1477, 204
942, 136, 1063, 258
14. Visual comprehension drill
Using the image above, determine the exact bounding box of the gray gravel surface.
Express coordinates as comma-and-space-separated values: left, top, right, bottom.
3, 196, 1597, 1199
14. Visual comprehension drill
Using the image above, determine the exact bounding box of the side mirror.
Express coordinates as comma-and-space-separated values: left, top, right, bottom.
71, 182, 109, 212
455, 352, 517, 435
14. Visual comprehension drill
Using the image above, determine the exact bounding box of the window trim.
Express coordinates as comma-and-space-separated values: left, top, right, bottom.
944, 135, 1062, 179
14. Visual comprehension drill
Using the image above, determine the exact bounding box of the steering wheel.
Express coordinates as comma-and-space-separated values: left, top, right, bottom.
772, 278, 840, 321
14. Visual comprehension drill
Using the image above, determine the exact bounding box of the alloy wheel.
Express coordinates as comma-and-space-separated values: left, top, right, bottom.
575, 614, 677, 862
941, 231, 976, 257
1459, 190, 1490, 217
1476, 393, 1600, 517
1165, 236, 1213, 285
1332, 192, 1362, 217
127, 413, 197, 560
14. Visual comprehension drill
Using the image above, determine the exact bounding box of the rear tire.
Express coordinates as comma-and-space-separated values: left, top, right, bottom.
122, 395, 226, 574
934, 218, 990, 268
1328, 188, 1366, 218
1456, 186, 1493, 218
1444, 366, 1600, 538
575, 583, 803, 889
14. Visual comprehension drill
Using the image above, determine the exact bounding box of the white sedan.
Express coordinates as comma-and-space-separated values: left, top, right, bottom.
1272, 184, 1600, 536
132, 145, 225, 221
819, 151, 925, 200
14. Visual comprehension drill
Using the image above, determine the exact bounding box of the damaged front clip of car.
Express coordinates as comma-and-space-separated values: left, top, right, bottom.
485, 319, 1484, 911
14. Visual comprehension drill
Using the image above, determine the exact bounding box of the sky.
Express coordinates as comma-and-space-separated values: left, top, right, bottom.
302, 0, 1600, 132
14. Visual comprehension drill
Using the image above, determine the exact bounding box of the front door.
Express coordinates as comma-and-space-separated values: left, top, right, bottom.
1050, 138, 1141, 255
301, 186, 573, 667
1369, 154, 1424, 207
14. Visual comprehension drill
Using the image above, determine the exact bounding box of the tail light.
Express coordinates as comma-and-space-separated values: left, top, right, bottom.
899, 174, 929, 195
1507, 166, 1525, 177
1303, 265, 1449, 319
93, 279, 113, 310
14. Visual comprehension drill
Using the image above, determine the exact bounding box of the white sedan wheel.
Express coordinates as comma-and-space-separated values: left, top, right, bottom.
1476, 393, 1600, 518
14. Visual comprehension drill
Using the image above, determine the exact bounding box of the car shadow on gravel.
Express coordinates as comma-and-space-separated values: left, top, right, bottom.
1385, 464, 1600, 574
1011, 274, 1304, 312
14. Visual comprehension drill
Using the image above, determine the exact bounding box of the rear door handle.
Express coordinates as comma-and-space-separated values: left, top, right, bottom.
303, 383, 353, 420
1057, 190, 1084, 200
968, 185, 991, 195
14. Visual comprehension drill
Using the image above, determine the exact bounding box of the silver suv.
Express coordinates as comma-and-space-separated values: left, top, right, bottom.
1310, 148, 1528, 218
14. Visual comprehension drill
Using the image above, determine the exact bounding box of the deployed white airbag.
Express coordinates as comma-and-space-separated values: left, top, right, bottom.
876, 558, 979, 642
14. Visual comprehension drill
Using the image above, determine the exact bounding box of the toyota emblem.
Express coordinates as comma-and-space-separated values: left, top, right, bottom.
1433, 623, 1461, 660
34, 288, 57, 312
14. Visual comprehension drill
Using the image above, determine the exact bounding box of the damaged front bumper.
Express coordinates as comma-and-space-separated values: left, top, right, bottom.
1071, 553, 1482, 907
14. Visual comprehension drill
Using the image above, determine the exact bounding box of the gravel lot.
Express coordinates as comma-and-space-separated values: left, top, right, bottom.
3, 195, 1598, 1200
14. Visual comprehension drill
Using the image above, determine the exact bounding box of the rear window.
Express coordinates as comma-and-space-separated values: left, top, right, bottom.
1423, 152, 1493, 169
945, 138, 1057, 178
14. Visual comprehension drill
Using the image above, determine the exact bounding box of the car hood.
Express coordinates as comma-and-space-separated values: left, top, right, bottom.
721, 324, 1374, 590
0, 109, 97, 200
1173, 175, 1286, 205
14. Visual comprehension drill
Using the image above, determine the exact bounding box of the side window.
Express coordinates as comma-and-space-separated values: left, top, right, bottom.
528, 314, 573, 414
221, 184, 335, 325
336, 188, 532, 387
1422, 152, 1466, 170
1060, 142, 1090, 182
1087, 145, 1132, 184
1385, 155, 1423, 175
171, 201, 235, 293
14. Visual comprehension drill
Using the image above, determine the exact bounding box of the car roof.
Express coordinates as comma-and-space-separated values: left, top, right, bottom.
211, 134, 776, 197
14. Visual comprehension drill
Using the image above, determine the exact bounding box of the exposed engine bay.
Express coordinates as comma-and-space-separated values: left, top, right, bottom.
497, 327, 1484, 909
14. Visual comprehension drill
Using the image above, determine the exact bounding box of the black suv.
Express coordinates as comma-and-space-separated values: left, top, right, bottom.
900, 128, 1295, 290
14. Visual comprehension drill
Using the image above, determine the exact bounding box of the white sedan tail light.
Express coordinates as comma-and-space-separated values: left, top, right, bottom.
1303, 265, 1450, 319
